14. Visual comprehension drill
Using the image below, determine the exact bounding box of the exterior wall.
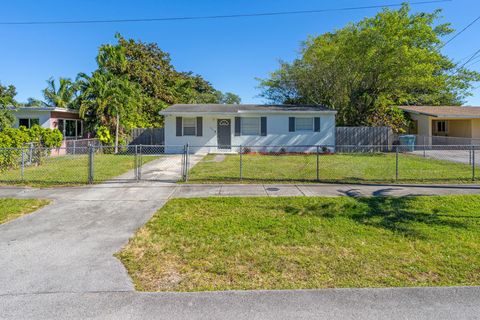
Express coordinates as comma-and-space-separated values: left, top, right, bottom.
11, 109, 51, 129
447, 119, 472, 138
164, 113, 336, 153
471, 119, 480, 138
409, 113, 431, 137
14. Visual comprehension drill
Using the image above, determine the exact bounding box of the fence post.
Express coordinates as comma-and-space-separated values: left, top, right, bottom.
423, 136, 426, 158
135, 145, 139, 182
21, 147, 25, 181
88, 144, 94, 184
138, 145, 143, 181
316, 146, 320, 182
395, 146, 399, 181
185, 143, 190, 182
181, 145, 186, 181
239, 145, 243, 181
472, 145, 476, 182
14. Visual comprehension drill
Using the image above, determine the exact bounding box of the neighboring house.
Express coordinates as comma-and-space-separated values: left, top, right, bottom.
400, 105, 480, 143
10, 106, 84, 140
160, 104, 337, 153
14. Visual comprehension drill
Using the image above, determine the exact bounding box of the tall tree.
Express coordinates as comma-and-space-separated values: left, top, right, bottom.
98, 34, 238, 127
43, 77, 78, 109
0, 83, 17, 130
259, 4, 480, 131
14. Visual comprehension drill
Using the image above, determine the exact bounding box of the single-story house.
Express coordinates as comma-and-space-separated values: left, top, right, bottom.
10, 106, 85, 140
160, 104, 337, 153
399, 105, 480, 143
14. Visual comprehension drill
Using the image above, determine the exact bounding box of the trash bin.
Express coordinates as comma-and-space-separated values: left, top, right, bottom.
398, 135, 416, 152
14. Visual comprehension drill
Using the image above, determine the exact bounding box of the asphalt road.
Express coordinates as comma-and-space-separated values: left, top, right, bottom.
1, 177, 480, 319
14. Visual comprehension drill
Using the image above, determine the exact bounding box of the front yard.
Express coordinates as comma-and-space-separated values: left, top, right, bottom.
117, 195, 480, 292
0, 154, 158, 186
0, 198, 50, 224
187, 153, 475, 184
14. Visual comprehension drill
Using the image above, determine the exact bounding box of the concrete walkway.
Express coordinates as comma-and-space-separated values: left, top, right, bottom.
173, 183, 480, 198
1, 176, 480, 318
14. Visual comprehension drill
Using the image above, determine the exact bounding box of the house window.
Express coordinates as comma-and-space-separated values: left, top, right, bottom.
241, 117, 260, 135
295, 117, 314, 131
436, 121, 447, 134
18, 118, 39, 128
57, 119, 83, 138
183, 117, 196, 136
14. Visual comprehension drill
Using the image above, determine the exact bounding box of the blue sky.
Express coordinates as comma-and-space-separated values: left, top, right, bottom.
1, 0, 479, 105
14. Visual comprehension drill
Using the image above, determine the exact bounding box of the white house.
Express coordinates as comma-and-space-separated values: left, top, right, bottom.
10, 106, 85, 140
160, 104, 337, 153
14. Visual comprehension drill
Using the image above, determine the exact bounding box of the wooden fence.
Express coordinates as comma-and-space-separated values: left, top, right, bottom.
336, 127, 393, 151
129, 128, 165, 145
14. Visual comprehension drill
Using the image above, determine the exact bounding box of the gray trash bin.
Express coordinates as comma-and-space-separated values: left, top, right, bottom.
399, 135, 416, 152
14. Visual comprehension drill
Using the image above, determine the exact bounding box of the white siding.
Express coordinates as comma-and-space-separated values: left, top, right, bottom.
164, 113, 336, 153
11, 110, 51, 129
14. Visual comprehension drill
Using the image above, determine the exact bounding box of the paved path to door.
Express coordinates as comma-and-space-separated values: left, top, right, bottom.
1, 170, 480, 318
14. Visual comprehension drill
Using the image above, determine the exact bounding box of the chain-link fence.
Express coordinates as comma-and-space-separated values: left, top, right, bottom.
1, 143, 479, 185
0, 144, 185, 185
185, 144, 479, 184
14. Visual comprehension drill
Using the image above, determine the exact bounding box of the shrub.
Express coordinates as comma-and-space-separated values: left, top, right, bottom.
0, 126, 63, 171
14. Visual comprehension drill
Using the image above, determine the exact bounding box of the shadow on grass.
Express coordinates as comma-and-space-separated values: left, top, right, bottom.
281, 197, 468, 239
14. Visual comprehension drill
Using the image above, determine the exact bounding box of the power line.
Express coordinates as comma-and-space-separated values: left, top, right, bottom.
0, 0, 451, 25
441, 14, 480, 48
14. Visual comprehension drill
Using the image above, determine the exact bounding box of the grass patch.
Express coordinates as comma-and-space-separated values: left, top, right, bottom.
117, 195, 480, 291
187, 153, 474, 184
0, 198, 50, 224
0, 154, 159, 187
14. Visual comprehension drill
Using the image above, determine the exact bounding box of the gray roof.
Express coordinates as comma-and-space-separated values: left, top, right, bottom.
160, 104, 336, 114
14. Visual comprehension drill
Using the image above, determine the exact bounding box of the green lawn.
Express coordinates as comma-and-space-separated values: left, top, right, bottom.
0, 154, 159, 186
0, 198, 50, 224
117, 195, 480, 292
187, 153, 475, 184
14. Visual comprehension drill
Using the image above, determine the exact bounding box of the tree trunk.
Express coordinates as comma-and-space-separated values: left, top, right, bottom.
114, 112, 119, 154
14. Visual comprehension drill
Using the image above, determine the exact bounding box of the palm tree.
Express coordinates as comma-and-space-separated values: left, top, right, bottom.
42, 77, 77, 109
77, 71, 141, 153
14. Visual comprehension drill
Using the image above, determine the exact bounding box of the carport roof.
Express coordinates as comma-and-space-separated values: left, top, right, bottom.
399, 106, 480, 118
160, 104, 336, 115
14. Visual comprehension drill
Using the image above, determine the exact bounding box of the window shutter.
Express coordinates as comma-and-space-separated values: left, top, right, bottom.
289, 117, 295, 132
235, 117, 241, 136
260, 117, 267, 136
314, 117, 321, 132
176, 117, 182, 136
196, 117, 203, 136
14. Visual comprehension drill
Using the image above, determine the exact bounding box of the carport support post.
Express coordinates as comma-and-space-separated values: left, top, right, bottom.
316, 146, 320, 182
239, 145, 243, 180
395, 146, 399, 181
88, 144, 94, 184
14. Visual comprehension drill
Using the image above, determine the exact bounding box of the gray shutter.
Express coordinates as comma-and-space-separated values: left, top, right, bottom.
196, 117, 203, 136
289, 117, 295, 132
235, 117, 241, 136
314, 117, 321, 132
176, 117, 182, 136
260, 117, 267, 136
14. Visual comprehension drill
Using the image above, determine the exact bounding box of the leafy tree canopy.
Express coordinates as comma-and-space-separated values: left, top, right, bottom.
98, 34, 239, 127
0, 83, 17, 130
259, 4, 480, 131
42, 77, 78, 109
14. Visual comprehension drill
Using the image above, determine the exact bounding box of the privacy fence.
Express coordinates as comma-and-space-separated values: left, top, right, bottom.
0, 144, 479, 185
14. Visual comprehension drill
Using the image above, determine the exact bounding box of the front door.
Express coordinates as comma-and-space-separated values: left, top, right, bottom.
217, 119, 231, 149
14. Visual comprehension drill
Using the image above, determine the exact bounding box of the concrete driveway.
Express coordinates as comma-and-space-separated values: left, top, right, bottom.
2, 168, 480, 318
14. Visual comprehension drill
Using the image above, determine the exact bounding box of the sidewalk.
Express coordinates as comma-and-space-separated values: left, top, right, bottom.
172, 183, 480, 198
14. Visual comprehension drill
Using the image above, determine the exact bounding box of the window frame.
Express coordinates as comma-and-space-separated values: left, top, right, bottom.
295, 117, 314, 132
241, 117, 261, 136
435, 120, 448, 134
18, 118, 40, 129
57, 118, 83, 139
182, 117, 197, 136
